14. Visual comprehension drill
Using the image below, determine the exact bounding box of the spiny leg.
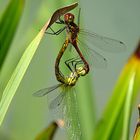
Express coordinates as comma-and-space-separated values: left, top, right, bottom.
55, 16, 65, 24
45, 26, 66, 35
45, 16, 66, 35
65, 57, 84, 72
65, 56, 80, 72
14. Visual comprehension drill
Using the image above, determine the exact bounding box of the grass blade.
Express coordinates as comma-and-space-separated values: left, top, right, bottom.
0, 0, 24, 69
122, 72, 136, 140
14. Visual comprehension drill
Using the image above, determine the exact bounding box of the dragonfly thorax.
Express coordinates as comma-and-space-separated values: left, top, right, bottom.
64, 13, 79, 42
65, 72, 79, 86
65, 23, 79, 43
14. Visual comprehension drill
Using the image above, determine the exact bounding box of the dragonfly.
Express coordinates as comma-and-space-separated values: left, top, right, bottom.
34, 56, 85, 109
47, 9, 126, 83
33, 57, 83, 140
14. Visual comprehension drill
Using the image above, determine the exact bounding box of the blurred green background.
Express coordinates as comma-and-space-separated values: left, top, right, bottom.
0, 0, 140, 140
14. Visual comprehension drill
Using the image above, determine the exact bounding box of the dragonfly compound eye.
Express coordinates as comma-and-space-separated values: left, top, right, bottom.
77, 67, 86, 76
64, 13, 75, 23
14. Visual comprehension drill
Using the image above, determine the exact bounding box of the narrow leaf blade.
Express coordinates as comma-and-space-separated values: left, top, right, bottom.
0, 0, 24, 69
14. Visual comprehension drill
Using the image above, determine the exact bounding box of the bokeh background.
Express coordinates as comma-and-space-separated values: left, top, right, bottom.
0, 0, 140, 139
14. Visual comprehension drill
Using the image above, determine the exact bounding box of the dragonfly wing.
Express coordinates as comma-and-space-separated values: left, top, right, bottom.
49, 91, 65, 109
33, 83, 62, 97
77, 39, 107, 68
79, 29, 126, 52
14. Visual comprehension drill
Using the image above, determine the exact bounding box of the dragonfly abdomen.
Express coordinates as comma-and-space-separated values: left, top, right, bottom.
55, 39, 69, 83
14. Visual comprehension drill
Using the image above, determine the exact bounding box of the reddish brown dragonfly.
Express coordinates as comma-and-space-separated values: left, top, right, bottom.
46, 9, 126, 84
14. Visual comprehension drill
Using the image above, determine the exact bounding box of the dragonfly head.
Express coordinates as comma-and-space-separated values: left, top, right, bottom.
64, 13, 75, 24
76, 67, 86, 76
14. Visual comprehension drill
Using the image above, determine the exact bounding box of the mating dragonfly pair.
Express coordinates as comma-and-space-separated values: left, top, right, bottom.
34, 10, 126, 108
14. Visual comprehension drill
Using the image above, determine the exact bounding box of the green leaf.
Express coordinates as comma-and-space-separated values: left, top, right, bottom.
0, 0, 24, 69
93, 43, 140, 140
0, 22, 46, 126
122, 72, 135, 140
35, 122, 58, 140
0, 2, 78, 126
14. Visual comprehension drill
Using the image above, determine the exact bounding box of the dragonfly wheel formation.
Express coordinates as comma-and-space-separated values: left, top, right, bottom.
34, 57, 86, 108
47, 11, 126, 85
34, 9, 126, 105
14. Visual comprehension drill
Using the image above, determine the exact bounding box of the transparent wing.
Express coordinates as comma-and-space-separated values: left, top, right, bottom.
77, 38, 107, 68
79, 29, 126, 52
33, 83, 62, 97
49, 91, 65, 109
63, 88, 82, 139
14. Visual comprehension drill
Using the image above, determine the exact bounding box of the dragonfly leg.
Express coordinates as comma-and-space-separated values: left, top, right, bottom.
65, 57, 83, 72
68, 57, 83, 70
65, 56, 80, 71
55, 16, 65, 24
45, 26, 66, 35
65, 59, 73, 72
65, 58, 79, 72
65, 56, 80, 64
74, 60, 83, 70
